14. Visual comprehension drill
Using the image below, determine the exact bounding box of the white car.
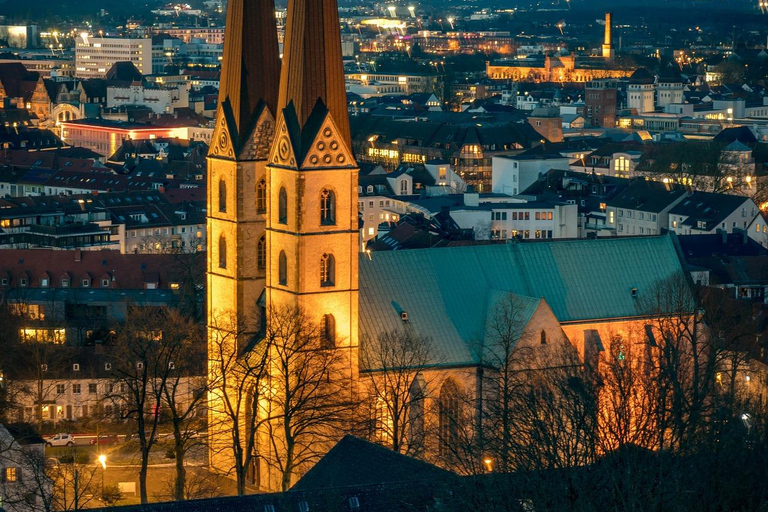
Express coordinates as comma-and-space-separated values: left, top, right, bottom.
45, 434, 75, 447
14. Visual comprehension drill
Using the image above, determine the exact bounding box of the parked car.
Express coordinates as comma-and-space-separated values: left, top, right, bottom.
90, 434, 120, 446
45, 434, 75, 447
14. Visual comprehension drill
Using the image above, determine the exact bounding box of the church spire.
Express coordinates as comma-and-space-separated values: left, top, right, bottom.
217, 0, 281, 145
277, 0, 350, 147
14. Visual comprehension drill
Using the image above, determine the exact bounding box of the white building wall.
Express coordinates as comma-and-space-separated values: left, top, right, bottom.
75, 36, 152, 78
492, 155, 570, 195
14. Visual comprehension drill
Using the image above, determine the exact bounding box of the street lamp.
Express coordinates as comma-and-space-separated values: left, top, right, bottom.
98, 454, 106, 497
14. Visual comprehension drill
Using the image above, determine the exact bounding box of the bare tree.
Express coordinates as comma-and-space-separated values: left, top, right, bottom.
110, 306, 191, 504
207, 310, 271, 496
641, 274, 717, 453
262, 303, 354, 491
49, 448, 98, 511
159, 316, 207, 502
359, 329, 434, 456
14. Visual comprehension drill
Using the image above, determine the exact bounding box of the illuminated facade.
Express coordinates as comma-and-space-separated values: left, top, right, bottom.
265, 0, 359, 384
74, 36, 152, 79
59, 119, 186, 157
205, 0, 281, 485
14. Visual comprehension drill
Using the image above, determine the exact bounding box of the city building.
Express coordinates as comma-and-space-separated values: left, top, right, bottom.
492, 150, 570, 196
6, 351, 204, 425
0, 248, 204, 345
75, 35, 152, 79
345, 72, 440, 97
584, 79, 618, 128
59, 119, 193, 156
606, 179, 689, 236
667, 191, 759, 235
0, 424, 50, 512
627, 68, 656, 114
207, 0, 694, 492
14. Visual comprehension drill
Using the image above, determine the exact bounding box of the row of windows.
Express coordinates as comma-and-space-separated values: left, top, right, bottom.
493, 211, 555, 221
617, 210, 658, 222
55, 382, 115, 394
492, 229, 553, 239
218, 237, 336, 288
218, 180, 337, 226
1, 277, 109, 288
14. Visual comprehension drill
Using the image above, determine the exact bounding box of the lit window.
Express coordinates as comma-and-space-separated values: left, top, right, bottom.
5, 467, 17, 482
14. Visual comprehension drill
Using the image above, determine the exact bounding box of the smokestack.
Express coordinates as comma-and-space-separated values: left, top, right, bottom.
602, 12, 615, 62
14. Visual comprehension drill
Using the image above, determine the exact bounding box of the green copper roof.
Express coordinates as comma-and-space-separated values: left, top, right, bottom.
359, 234, 687, 368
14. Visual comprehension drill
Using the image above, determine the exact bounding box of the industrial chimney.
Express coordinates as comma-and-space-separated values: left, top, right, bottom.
602, 12, 615, 62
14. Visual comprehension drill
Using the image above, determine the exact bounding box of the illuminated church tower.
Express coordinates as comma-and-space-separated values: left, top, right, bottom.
265, 0, 359, 376
207, 0, 280, 474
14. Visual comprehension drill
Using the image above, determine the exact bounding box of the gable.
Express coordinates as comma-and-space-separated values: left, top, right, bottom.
237, 106, 275, 161
299, 112, 356, 170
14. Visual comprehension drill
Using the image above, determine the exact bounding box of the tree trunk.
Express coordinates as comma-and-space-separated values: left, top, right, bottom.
139, 448, 149, 504
174, 441, 186, 501
173, 419, 186, 501
281, 440, 294, 492
235, 454, 246, 496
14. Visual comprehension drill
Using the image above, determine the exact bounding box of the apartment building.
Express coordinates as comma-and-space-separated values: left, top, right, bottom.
75, 35, 152, 78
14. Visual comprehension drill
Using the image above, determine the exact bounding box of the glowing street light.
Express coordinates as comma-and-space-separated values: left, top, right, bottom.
447, 16, 455, 30
98, 454, 107, 496
387, 5, 397, 18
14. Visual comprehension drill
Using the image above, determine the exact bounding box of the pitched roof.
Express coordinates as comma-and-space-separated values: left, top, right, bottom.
608, 179, 688, 213
0, 249, 202, 291
359, 234, 687, 367
293, 435, 455, 490
669, 191, 753, 228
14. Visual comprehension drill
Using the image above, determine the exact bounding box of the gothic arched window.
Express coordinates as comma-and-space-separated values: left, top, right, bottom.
218, 236, 227, 269
256, 178, 267, 213
438, 378, 460, 458
409, 375, 426, 448
320, 189, 336, 225
257, 235, 266, 272
322, 313, 336, 348
278, 187, 288, 224
320, 253, 335, 287
218, 179, 227, 213
278, 251, 287, 286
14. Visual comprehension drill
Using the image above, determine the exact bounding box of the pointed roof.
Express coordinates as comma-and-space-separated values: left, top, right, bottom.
277, 0, 350, 147
217, 0, 281, 144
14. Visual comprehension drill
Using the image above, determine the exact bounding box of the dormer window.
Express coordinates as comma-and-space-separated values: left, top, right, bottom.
61, 278, 69, 288
366, 185, 374, 194
19, 278, 27, 287
101, 279, 110, 288
82, 279, 90, 288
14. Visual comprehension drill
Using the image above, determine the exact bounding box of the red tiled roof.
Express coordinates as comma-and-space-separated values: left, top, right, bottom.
0, 249, 202, 290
